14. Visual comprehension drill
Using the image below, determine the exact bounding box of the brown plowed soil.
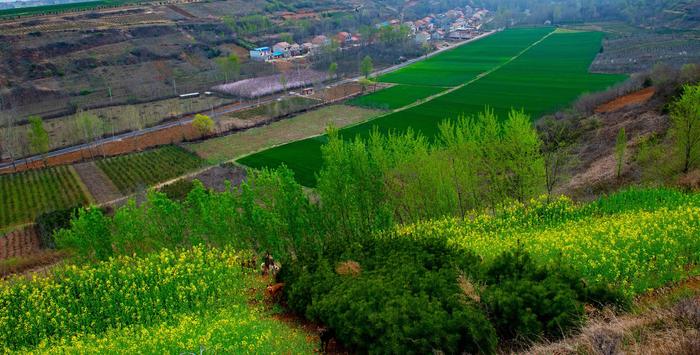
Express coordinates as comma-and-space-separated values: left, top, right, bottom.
0, 225, 42, 260
74, 161, 123, 204
1, 250, 65, 278
595, 87, 656, 113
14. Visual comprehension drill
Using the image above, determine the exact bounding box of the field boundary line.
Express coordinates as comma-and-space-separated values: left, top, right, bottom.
68, 165, 96, 205
234, 28, 556, 163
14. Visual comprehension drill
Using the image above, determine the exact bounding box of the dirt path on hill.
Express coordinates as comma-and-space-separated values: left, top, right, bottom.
74, 162, 123, 204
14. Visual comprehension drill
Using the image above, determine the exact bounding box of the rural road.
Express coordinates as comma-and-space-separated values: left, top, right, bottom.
0, 31, 498, 171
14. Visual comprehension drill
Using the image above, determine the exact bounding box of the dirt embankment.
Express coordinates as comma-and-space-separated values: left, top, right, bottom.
563, 95, 668, 199
595, 87, 656, 114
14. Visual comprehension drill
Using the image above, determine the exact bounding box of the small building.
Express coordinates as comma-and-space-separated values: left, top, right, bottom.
273, 42, 292, 57
312, 35, 330, 47
290, 43, 302, 56
433, 30, 446, 40
301, 87, 314, 96
302, 42, 314, 52
415, 31, 431, 44
250, 47, 272, 61
448, 29, 472, 40
336, 31, 351, 44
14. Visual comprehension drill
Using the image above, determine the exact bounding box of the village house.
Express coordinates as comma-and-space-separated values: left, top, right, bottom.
302, 42, 314, 53
312, 35, 330, 47
415, 31, 431, 45
273, 42, 292, 57
336, 31, 352, 45
433, 30, 446, 40
448, 29, 472, 40
413, 19, 426, 30
249, 47, 272, 61
404, 21, 417, 34
289, 43, 302, 56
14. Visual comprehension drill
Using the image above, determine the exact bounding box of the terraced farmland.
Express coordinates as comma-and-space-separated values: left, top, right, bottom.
239, 29, 626, 186
96, 146, 204, 194
0, 166, 89, 229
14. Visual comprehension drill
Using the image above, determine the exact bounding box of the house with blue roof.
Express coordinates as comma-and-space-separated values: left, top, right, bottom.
250, 47, 272, 61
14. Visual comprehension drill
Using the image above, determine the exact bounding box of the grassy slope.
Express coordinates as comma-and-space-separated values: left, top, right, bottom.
238, 30, 625, 186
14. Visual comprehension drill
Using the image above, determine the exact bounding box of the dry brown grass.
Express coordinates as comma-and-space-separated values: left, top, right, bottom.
525, 278, 700, 355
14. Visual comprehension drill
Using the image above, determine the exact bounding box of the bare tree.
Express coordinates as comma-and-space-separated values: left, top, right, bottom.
0, 109, 20, 172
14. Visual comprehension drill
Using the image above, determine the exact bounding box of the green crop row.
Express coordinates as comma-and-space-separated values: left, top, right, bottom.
346, 84, 444, 110
96, 145, 204, 194
379, 27, 554, 87
0, 166, 88, 228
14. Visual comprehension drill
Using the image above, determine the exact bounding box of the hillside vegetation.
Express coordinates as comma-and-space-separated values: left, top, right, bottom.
4, 84, 698, 352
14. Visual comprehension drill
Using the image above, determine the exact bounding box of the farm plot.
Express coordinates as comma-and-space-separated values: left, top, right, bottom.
347, 85, 444, 110
96, 145, 204, 194
190, 105, 379, 164
0, 166, 89, 229
378, 27, 553, 87
239, 31, 625, 186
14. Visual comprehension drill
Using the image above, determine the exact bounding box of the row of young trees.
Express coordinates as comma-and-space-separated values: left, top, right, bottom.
1, 113, 50, 169
0, 105, 158, 170
319, 108, 545, 230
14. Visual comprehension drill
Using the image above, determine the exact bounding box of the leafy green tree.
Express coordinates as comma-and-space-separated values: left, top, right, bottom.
615, 127, 627, 178
358, 77, 374, 93
192, 113, 215, 137
28, 115, 49, 165
360, 55, 373, 79
669, 84, 700, 173
56, 207, 112, 261
216, 53, 240, 82
501, 109, 545, 202
327, 62, 338, 80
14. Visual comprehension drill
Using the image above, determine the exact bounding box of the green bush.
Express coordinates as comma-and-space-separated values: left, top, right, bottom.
35, 206, 83, 248
158, 179, 196, 201
284, 235, 497, 354
481, 249, 625, 343
310, 265, 497, 354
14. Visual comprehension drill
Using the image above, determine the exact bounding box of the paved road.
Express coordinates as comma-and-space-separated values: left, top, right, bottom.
0, 31, 497, 171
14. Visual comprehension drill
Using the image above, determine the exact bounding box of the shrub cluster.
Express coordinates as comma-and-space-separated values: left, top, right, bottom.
282, 234, 624, 353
